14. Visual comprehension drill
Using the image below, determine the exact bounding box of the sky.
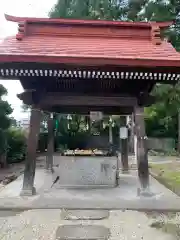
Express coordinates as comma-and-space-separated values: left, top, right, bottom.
0, 0, 57, 120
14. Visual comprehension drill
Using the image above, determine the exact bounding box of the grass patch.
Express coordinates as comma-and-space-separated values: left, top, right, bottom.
150, 222, 180, 239
148, 149, 179, 157
146, 211, 177, 219
147, 210, 180, 239
150, 162, 180, 196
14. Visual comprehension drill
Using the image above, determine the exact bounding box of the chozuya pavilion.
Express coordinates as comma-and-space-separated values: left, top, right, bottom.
0, 14, 180, 196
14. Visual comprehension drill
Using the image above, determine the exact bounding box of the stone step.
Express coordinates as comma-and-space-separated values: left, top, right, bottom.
61, 210, 109, 220
56, 225, 110, 240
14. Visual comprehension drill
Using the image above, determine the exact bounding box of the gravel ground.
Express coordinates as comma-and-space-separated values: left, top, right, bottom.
0, 209, 177, 240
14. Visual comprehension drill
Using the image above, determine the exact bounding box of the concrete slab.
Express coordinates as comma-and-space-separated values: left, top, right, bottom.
55, 225, 110, 240
0, 169, 180, 210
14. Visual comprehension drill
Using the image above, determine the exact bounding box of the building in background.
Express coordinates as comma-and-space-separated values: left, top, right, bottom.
17, 117, 30, 131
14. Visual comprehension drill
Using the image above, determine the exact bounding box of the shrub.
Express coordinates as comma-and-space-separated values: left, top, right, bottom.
6, 127, 27, 163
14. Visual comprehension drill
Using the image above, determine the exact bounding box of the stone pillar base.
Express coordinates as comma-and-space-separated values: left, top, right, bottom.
116, 168, 120, 186
46, 167, 54, 174
137, 187, 154, 197
116, 179, 120, 187
121, 169, 129, 174
20, 186, 36, 196
116, 177, 120, 186
130, 163, 137, 169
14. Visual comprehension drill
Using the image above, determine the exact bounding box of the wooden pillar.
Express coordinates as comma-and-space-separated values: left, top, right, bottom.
129, 114, 135, 154
116, 150, 121, 186
178, 110, 180, 153
120, 116, 129, 173
131, 113, 138, 165
20, 108, 41, 196
109, 123, 113, 145
109, 119, 113, 154
134, 134, 138, 165
46, 113, 54, 172
134, 107, 149, 191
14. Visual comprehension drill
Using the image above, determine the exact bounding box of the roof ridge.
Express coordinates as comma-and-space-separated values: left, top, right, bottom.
5, 14, 173, 29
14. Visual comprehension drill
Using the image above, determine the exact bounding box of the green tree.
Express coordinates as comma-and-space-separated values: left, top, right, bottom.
10, 117, 17, 127
6, 127, 26, 163
145, 84, 180, 138
49, 0, 127, 20
0, 84, 13, 167
126, 0, 148, 21
136, 0, 180, 150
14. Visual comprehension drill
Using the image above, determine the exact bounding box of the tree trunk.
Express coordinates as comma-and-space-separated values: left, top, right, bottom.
0, 153, 7, 168
0, 133, 8, 168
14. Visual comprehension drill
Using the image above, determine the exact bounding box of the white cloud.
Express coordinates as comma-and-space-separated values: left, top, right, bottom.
0, 0, 57, 120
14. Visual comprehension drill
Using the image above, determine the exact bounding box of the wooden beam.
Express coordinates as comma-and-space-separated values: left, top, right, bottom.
18, 90, 156, 109
17, 90, 34, 105
40, 93, 137, 107
138, 93, 156, 107
43, 106, 134, 115
17, 89, 45, 105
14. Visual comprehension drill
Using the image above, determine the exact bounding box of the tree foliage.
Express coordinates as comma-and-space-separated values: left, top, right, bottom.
145, 84, 180, 138
139, 0, 180, 140
49, 0, 127, 20
6, 127, 26, 163
0, 84, 13, 155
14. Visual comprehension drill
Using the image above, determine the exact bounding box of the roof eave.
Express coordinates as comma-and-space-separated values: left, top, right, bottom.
5, 14, 172, 29
0, 54, 180, 68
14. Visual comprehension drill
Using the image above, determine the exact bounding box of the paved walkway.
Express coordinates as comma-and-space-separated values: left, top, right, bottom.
0, 168, 179, 210
0, 155, 180, 210
0, 209, 176, 239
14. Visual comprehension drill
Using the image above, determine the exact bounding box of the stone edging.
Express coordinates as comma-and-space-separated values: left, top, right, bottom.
149, 170, 180, 196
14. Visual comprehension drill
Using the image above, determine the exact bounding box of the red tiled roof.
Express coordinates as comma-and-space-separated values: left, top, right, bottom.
0, 15, 179, 68
0, 36, 180, 67
0, 35, 179, 59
